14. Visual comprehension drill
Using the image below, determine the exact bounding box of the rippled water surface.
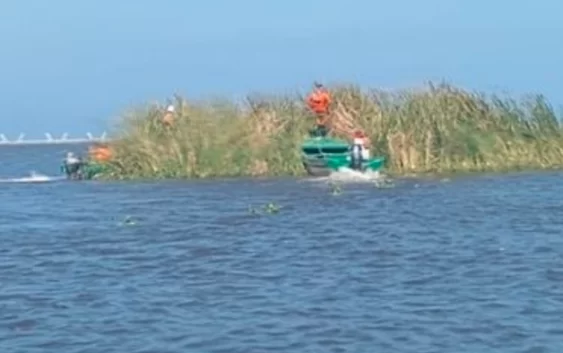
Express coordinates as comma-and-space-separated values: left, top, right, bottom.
1, 144, 563, 353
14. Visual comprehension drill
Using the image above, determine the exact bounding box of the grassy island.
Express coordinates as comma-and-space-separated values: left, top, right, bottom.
101, 82, 563, 179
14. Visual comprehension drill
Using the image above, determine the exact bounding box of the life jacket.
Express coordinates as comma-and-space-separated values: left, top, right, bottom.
89, 145, 112, 162
306, 88, 331, 115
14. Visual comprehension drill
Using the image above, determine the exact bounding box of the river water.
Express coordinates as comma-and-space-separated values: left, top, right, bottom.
1, 144, 562, 353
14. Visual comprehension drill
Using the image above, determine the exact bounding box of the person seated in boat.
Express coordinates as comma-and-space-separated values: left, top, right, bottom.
350, 130, 371, 169
62, 152, 84, 179
306, 82, 332, 137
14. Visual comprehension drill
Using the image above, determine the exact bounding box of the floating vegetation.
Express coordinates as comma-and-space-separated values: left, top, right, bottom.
248, 202, 282, 215
328, 181, 342, 195
373, 175, 395, 189
119, 215, 137, 226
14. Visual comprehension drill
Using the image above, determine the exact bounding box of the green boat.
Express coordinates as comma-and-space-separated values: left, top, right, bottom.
60, 160, 108, 180
301, 135, 385, 177
81, 161, 108, 180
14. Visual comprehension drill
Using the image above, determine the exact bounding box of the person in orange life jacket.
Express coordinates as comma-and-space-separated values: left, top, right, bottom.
350, 130, 371, 170
306, 82, 332, 137
88, 143, 112, 162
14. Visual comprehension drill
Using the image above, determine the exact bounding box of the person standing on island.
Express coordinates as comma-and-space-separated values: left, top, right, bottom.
306, 82, 332, 137
162, 104, 175, 127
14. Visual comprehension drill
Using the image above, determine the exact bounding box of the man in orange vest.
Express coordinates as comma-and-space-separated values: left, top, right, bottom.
88, 143, 112, 162
306, 82, 332, 137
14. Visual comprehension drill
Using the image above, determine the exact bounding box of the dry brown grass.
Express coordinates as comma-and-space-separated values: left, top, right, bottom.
101, 81, 563, 179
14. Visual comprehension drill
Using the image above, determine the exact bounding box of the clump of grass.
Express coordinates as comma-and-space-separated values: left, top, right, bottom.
101, 81, 563, 179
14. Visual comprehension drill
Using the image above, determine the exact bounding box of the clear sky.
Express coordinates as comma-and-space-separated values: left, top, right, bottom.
1, 0, 562, 138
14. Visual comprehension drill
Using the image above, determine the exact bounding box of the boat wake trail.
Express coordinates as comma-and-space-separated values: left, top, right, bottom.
303, 167, 393, 188
328, 167, 384, 183
0, 171, 66, 184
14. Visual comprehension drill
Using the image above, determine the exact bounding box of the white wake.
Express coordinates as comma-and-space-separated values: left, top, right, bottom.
0, 171, 65, 183
328, 167, 384, 183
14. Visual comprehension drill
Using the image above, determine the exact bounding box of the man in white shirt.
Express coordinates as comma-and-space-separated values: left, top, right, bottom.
62, 152, 84, 180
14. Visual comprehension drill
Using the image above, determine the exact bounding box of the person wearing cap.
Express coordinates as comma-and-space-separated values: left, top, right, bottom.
306, 82, 332, 137
162, 105, 175, 126
62, 151, 85, 179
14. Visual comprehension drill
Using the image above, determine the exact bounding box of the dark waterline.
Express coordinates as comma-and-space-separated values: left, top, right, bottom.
1, 144, 563, 353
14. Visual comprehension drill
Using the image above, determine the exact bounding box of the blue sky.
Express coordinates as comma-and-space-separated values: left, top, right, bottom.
0, 0, 562, 138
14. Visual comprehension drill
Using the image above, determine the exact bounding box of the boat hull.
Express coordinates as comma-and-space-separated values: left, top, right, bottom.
302, 156, 385, 177
300, 136, 385, 177
302, 159, 332, 177
61, 161, 108, 180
